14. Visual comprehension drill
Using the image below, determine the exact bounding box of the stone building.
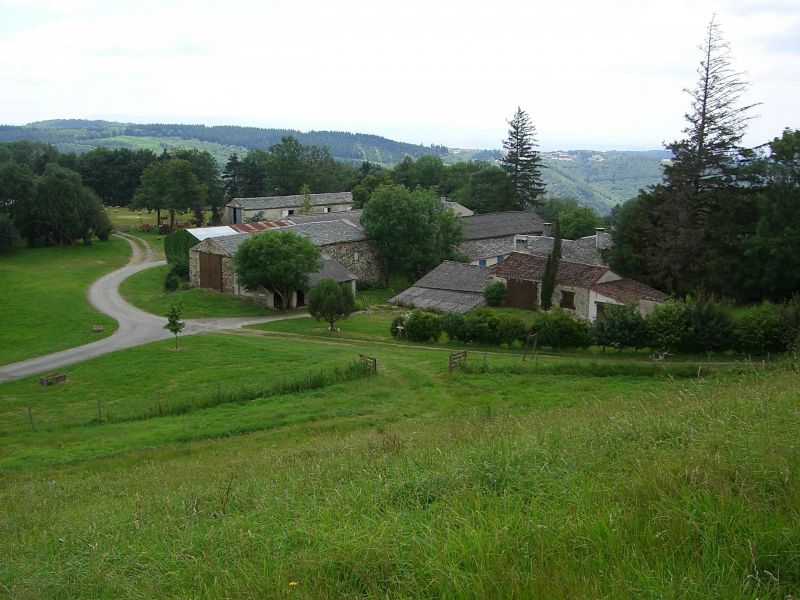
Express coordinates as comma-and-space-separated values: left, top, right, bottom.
224, 192, 354, 223
514, 227, 614, 266
389, 261, 493, 313
456, 210, 545, 266
491, 252, 668, 321
189, 218, 382, 308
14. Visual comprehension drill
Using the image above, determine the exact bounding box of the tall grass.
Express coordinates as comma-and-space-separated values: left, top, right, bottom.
104, 360, 375, 423
459, 358, 772, 378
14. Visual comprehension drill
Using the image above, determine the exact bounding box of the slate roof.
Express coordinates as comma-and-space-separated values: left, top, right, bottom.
308, 257, 356, 287
206, 219, 366, 256
412, 261, 494, 293
492, 252, 611, 288
288, 209, 362, 226
591, 278, 669, 303
230, 220, 292, 233
389, 261, 494, 313
461, 210, 544, 240
230, 192, 353, 210
457, 235, 517, 260
390, 287, 486, 314
523, 232, 613, 266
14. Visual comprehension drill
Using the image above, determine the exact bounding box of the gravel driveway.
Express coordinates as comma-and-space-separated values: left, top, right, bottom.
0, 233, 305, 382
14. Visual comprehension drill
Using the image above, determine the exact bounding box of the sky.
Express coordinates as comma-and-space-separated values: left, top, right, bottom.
0, 0, 798, 151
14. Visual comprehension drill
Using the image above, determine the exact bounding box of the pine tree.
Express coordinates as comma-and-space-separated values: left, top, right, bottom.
664, 16, 758, 196
500, 107, 546, 209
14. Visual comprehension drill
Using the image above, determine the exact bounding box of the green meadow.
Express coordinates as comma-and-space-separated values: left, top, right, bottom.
1, 233, 798, 598
0, 237, 130, 365
0, 329, 797, 598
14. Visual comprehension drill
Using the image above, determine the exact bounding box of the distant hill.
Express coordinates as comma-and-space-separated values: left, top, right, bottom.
0, 119, 669, 213
0, 119, 448, 166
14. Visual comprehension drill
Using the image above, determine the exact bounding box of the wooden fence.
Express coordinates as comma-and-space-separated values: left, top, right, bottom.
448, 350, 468, 372
358, 354, 377, 374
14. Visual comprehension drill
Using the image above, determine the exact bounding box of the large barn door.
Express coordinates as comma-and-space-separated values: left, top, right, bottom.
507, 278, 538, 310
199, 252, 223, 291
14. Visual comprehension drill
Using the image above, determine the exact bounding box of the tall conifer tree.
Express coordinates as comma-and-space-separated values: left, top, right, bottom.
500, 107, 546, 209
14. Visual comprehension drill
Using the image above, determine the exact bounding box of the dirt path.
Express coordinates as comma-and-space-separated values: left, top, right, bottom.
0, 233, 306, 383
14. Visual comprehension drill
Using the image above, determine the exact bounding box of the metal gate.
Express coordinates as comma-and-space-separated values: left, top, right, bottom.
506, 278, 538, 310
199, 252, 223, 291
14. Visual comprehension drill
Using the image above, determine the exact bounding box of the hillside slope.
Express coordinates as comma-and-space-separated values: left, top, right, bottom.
0, 119, 668, 211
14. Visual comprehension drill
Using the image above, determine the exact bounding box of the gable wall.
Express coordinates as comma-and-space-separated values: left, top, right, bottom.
323, 239, 383, 283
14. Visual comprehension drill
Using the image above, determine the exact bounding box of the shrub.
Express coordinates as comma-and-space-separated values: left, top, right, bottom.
94, 212, 113, 241
404, 310, 442, 342
531, 309, 591, 348
0, 214, 19, 250
484, 282, 507, 307
593, 304, 650, 351
684, 296, 733, 353
465, 309, 500, 345
440, 312, 469, 343
390, 315, 406, 338
493, 314, 527, 347
780, 294, 800, 351
164, 229, 194, 278
732, 302, 784, 354
648, 300, 689, 353
164, 268, 180, 292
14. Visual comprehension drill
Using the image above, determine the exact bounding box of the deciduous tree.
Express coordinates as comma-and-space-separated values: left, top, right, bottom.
234, 231, 322, 309
308, 278, 356, 331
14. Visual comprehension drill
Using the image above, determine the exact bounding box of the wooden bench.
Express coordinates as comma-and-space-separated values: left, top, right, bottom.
39, 373, 67, 386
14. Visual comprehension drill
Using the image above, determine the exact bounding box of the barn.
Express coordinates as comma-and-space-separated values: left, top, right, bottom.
188, 218, 382, 308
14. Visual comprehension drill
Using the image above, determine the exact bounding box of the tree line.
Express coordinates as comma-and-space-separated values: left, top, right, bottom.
606, 17, 800, 303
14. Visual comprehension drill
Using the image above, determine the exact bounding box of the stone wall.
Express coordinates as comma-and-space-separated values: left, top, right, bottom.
323, 240, 384, 283
545, 284, 591, 321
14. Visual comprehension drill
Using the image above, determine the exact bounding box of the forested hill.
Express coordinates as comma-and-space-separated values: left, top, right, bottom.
0, 119, 669, 212
0, 119, 448, 166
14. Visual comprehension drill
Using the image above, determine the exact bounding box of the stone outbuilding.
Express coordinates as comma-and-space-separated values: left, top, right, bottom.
224, 192, 354, 223
389, 261, 494, 313
491, 251, 668, 321
189, 218, 382, 308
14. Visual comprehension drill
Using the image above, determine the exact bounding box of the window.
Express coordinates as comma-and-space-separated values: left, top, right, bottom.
595, 301, 606, 317
560, 290, 576, 309
496, 255, 504, 264
354, 252, 359, 261
323, 207, 330, 213
478, 259, 486, 267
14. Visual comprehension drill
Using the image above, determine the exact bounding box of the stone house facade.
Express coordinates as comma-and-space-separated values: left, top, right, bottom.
492, 252, 668, 322
224, 192, 354, 224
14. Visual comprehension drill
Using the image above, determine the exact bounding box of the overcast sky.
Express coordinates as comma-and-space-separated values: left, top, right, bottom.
0, 0, 797, 151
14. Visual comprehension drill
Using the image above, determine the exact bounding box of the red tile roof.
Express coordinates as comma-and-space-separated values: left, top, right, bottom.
229, 220, 291, 233
591, 278, 669, 303
492, 252, 610, 288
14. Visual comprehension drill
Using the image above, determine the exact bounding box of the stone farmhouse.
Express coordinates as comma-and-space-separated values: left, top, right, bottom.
390, 261, 493, 313
224, 192, 354, 224
514, 226, 613, 266
492, 252, 668, 321
189, 217, 381, 309
456, 210, 545, 266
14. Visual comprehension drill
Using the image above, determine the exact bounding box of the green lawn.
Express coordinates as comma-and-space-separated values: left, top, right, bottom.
0, 329, 797, 597
119, 264, 278, 318
0, 237, 131, 364
356, 274, 411, 307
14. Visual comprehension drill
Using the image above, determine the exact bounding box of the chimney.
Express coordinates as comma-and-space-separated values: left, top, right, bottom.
595, 227, 606, 249
542, 222, 552, 237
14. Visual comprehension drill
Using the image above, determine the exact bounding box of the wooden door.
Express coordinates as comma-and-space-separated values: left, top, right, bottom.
506, 278, 538, 310
199, 252, 223, 291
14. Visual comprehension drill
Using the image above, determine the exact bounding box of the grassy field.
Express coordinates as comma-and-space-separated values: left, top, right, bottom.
0, 237, 130, 365
106, 206, 212, 230
0, 328, 797, 597
120, 264, 278, 318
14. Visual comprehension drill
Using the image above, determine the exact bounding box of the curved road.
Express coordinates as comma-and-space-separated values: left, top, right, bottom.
0, 233, 306, 383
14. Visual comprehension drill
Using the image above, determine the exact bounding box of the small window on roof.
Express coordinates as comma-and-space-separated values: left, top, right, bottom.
478, 259, 486, 267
